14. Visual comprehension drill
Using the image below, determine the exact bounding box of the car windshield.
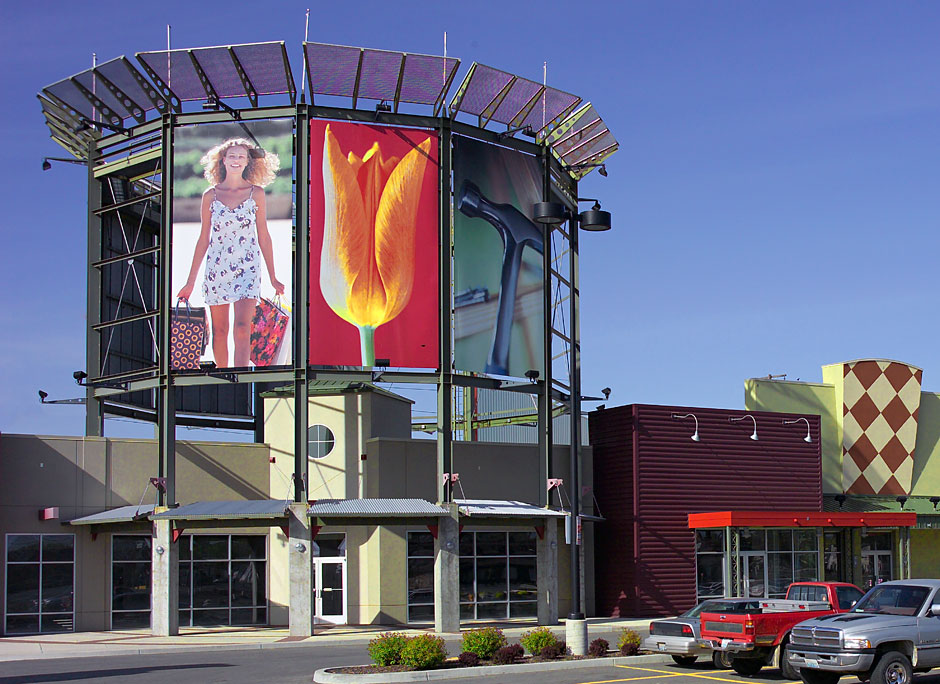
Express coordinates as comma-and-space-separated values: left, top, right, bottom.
852, 585, 931, 616
683, 599, 758, 617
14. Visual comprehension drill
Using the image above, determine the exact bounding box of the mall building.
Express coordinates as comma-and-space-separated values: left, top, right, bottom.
0, 383, 593, 635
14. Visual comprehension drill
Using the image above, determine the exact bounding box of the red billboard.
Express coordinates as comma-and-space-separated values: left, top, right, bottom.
309, 121, 439, 368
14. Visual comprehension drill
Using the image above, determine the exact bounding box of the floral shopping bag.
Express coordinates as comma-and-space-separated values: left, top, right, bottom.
250, 297, 291, 366
171, 299, 208, 370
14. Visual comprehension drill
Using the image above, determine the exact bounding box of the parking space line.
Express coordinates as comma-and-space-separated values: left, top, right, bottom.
607, 665, 762, 684
578, 674, 684, 684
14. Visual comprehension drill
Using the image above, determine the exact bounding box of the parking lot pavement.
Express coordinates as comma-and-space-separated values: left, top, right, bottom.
420, 661, 940, 684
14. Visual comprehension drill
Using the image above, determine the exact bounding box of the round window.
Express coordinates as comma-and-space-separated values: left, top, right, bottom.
307, 424, 335, 459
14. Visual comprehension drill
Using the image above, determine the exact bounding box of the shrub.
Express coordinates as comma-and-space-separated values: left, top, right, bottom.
520, 625, 558, 655
457, 651, 480, 667
461, 626, 507, 658
589, 637, 610, 657
540, 640, 567, 659
492, 643, 524, 664
618, 627, 641, 656
400, 634, 447, 670
367, 631, 409, 666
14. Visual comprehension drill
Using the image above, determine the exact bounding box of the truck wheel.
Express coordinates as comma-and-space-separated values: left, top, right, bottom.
731, 659, 764, 676
871, 651, 912, 684
672, 655, 698, 667
800, 670, 842, 684
780, 644, 801, 680
713, 651, 733, 669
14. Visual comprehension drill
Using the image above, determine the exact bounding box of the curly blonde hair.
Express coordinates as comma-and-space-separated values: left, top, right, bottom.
201, 137, 280, 187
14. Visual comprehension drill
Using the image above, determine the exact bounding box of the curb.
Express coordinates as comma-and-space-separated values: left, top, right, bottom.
313, 653, 675, 683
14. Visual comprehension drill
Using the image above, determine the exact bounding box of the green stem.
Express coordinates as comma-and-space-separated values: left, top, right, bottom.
358, 325, 375, 367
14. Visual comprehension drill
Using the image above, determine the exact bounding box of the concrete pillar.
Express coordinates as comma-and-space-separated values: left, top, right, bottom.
289, 503, 314, 636
434, 504, 460, 633
151, 517, 179, 636
537, 518, 559, 625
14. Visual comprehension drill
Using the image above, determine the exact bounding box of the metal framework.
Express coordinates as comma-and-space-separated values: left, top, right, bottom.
38, 39, 618, 636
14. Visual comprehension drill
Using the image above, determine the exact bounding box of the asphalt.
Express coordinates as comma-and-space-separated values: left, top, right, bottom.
0, 617, 653, 664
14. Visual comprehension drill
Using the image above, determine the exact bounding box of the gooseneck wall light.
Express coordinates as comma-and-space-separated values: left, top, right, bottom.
729, 414, 758, 440
783, 417, 812, 442
672, 413, 700, 441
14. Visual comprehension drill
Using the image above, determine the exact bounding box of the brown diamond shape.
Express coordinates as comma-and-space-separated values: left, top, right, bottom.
915, 369, 923, 384
844, 363, 851, 377
879, 435, 911, 472
848, 474, 876, 495
848, 433, 878, 470
882, 395, 913, 433
878, 475, 905, 496
850, 361, 884, 390
848, 393, 880, 430
884, 363, 916, 393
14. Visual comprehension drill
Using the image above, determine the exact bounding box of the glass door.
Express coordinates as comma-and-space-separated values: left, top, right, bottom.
742, 552, 767, 598
312, 535, 346, 625
861, 551, 893, 589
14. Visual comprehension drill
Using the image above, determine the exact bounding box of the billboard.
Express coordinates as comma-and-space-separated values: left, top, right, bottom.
453, 136, 544, 378
309, 121, 439, 368
171, 118, 294, 370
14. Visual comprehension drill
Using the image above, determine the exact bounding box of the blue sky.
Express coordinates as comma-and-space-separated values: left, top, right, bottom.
2, 1, 938, 438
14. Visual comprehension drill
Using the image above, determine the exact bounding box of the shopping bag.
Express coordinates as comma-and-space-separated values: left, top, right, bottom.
250, 296, 290, 366
171, 299, 208, 370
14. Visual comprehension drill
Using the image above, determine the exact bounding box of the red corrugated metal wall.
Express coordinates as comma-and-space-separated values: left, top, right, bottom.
590, 404, 822, 618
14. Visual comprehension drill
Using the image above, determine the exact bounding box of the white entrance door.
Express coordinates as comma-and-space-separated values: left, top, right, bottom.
313, 558, 346, 624
742, 552, 767, 598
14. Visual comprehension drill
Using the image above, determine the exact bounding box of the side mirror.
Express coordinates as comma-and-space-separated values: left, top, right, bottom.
930, 604, 940, 617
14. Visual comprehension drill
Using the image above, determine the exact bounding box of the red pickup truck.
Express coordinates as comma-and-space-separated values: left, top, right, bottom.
699, 581, 863, 679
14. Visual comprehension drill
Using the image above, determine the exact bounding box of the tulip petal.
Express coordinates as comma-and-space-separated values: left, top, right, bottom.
320, 125, 370, 326
373, 137, 433, 323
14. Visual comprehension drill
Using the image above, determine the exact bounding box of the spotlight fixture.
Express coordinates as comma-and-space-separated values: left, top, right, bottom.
72, 370, 88, 385
601, 387, 611, 400
835, 494, 847, 508
38, 390, 48, 403
202, 96, 241, 119
896, 496, 908, 509
532, 197, 611, 231
672, 413, 700, 442
783, 417, 812, 443
374, 101, 392, 113
42, 157, 87, 171
930, 496, 940, 510
497, 124, 535, 140
71, 116, 128, 136
563, 162, 608, 177
199, 361, 217, 371
729, 414, 758, 440
374, 358, 391, 367
525, 369, 540, 382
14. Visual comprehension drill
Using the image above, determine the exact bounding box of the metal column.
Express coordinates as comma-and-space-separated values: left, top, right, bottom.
85, 139, 104, 436
293, 107, 310, 502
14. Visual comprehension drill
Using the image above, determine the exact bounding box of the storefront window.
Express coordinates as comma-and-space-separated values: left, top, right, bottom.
739, 529, 765, 551
766, 530, 819, 596
407, 530, 538, 623
177, 534, 267, 627
824, 531, 843, 582
112, 535, 151, 628
695, 529, 725, 600
5, 534, 74, 634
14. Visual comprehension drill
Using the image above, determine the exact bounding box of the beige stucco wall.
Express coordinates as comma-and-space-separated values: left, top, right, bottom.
745, 378, 841, 492
0, 433, 270, 633
910, 528, 940, 578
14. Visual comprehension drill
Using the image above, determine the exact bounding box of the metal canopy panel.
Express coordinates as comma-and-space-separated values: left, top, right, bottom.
151, 499, 290, 520
307, 499, 447, 517
44, 77, 98, 123
450, 63, 581, 136
304, 42, 458, 111
69, 504, 155, 525
96, 57, 166, 116
138, 42, 292, 103
546, 103, 620, 177
455, 499, 568, 518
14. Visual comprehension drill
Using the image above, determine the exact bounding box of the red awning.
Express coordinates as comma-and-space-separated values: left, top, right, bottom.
688, 510, 917, 529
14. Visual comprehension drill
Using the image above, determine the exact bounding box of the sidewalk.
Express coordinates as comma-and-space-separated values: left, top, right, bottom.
0, 617, 653, 662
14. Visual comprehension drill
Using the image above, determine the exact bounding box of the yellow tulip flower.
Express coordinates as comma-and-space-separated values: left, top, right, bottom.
320, 124, 433, 365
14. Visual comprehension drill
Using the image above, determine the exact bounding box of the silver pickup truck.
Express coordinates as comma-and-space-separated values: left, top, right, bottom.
787, 579, 940, 684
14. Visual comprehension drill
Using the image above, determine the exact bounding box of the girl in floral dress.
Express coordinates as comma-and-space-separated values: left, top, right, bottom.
177, 138, 284, 367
